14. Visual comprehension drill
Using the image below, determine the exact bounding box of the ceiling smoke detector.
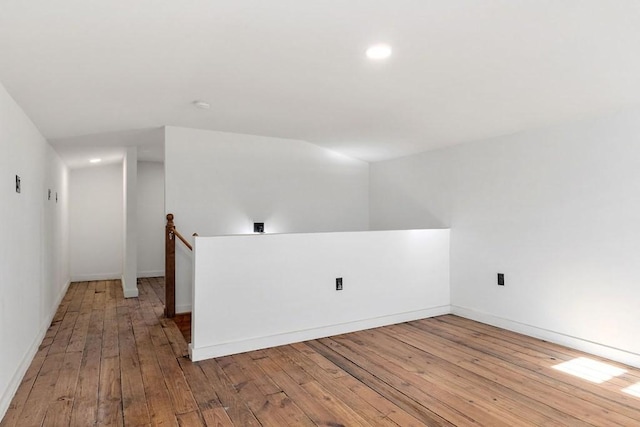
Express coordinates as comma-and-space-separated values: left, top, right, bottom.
193, 100, 211, 110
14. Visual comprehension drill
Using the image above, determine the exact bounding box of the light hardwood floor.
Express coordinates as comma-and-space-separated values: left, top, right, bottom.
2, 278, 640, 426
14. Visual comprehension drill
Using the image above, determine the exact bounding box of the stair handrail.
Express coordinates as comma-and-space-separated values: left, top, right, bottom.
165, 213, 196, 318
172, 228, 193, 251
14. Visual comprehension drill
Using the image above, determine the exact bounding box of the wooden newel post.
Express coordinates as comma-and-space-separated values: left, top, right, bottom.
165, 213, 176, 318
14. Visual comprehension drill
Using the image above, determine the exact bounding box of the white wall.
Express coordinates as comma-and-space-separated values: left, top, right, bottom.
191, 229, 450, 361
370, 147, 453, 230
0, 82, 69, 419
137, 161, 164, 277
165, 126, 370, 312
370, 108, 640, 367
122, 148, 138, 297
70, 159, 163, 285
69, 163, 123, 281
42, 144, 70, 320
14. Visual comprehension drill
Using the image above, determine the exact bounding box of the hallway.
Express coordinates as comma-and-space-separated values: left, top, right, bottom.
1, 278, 192, 426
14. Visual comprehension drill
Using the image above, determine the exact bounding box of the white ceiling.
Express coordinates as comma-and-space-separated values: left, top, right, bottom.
50, 128, 165, 169
2, 1, 640, 164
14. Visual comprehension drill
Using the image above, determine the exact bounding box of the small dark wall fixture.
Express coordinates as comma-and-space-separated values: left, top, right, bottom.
497, 273, 505, 286
15, 175, 21, 193
48, 189, 51, 200
56, 192, 58, 203
254, 222, 265, 233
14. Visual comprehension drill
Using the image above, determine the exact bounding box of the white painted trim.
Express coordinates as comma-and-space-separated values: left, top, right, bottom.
451, 305, 640, 369
0, 280, 70, 420
71, 273, 121, 282
137, 270, 164, 278
176, 304, 192, 314
189, 305, 450, 361
120, 275, 139, 299
123, 288, 139, 298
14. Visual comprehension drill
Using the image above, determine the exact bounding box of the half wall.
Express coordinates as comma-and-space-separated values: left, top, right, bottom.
190, 229, 450, 361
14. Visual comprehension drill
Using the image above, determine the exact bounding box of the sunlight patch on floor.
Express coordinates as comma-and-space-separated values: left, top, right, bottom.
552, 357, 626, 384
622, 382, 640, 398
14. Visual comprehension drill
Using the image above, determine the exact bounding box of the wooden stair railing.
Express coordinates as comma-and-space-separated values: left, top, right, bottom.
165, 213, 196, 318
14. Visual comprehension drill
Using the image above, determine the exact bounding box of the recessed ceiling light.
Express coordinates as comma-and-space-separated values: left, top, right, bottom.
366, 44, 392, 60
193, 100, 211, 110
89, 158, 102, 163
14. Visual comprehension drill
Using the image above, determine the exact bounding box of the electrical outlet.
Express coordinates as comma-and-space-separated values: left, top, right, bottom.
253, 222, 264, 233
336, 277, 343, 291
497, 273, 505, 286
15, 175, 21, 193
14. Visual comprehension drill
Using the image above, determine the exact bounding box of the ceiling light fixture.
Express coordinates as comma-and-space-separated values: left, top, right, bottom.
366, 43, 392, 60
193, 100, 211, 110
89, 158, 102, 163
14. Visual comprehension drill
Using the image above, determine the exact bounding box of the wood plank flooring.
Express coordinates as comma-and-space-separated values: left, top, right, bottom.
173, 314, 192, 344
2, 278, 640, 426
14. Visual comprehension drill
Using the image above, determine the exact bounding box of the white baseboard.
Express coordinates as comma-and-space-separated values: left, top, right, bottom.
71, 273, 121, 282
176, 304, 192, 314
120, 275, 139, 299
189, 305, 450, 361
0, 280, 70, 421
137, 270, 164, 278
123, 288, 139, 298
451, 305, 640, 369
